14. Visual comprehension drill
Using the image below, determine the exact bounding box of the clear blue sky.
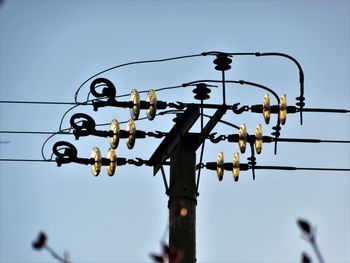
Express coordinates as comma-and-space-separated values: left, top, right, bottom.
0, 1, 349, 262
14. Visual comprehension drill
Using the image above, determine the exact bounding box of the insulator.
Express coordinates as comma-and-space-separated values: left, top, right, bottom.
146, 89, 157, 120
232, 152, 240, 182
279, 94, 287, 125
109, 119, 120, 149
263, 93, 271, 124
255, 124, 263, 154
216, 152, 224, 181
106, 148, 117, 176
91, 147, 102, 176
126, 119, 136, 149
238, 124, 247, 153
192, 83, 211, 101
213, 54, 232, 71
130, 89, 140, 120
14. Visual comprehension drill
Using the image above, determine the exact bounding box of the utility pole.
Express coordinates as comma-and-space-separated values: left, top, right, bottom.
150, 99, 226, 262
47, 51, 350, 263
149, 105, 200, 262
168, 135, 197, 262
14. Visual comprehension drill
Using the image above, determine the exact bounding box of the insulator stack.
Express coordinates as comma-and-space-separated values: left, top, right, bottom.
213, 54, 232, 71
192, 83, 211, 101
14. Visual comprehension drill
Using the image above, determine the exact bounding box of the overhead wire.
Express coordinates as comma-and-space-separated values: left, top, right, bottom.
0, 100, 80, 105
41, 109, 186, 161
73, 53, 204, 103
0, 109, 185, 163
0, 159, 55, 162
0, 86, 185, 106
1, 52, 349, 178
207, 51, 305, 124
1, 157, 349, 174
0, 98, 347, 163
0, 131, 71, 135
41, 127, 72, 161
1, 114, 349, 173
196, 100, 205, 194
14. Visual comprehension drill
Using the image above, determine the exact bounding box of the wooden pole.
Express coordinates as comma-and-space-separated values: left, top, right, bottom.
168, 136, 197, 263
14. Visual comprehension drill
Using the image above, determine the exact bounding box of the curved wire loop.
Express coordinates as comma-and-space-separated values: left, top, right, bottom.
52, 141, 79, 166
90, 78, 117, 99
70, 113, 96, 139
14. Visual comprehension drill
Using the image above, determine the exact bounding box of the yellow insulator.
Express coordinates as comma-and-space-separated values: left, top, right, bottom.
106, 148, 117, 176
255, 124, 263, 154
238, 123, 247, 153
279, 94, 287, 125
130, 89, 140, 120
263, 93, 271, 124
216, 152, 224, 181
91, 147, 102, 176
109, 119, 120, 149
126, 119, 136, 149
232, 152, 240, 182
146, 89, 157, 120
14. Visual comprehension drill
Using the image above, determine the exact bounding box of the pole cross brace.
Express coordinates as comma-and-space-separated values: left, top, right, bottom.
149, 104, 200, 176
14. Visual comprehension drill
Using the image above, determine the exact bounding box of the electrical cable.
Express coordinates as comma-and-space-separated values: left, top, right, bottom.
73, 53, 204, 103
58, 103, 83, 132
0, 100, 80, 105
254, 166, 350, 172
2, 131, 349, 145
2, 111, 348, 162
3, 52, 349, 182
184, 79, 283, 154
41, 128, 72, 161
205, 51, 305, 124
94, 116, 151, 127
2, 106, 349, 172
196, 101, 205, 194
255, 52, 305, 124
1, 158, 349, 173
0, 85, 186, 106
39, 109, 185, 161
302, 108, 350, 113
201, 113, 240, 130
274, 138, 350, 144
0, 159, 55, 162
203, 51, 305, 124
0, 131, 71, 135
0, 83, 204, 162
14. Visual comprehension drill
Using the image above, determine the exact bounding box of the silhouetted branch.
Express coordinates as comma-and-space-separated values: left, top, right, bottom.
301, 252, 312, 263
32, 232, 70, 263
297, 219, 325, 263
150, 242, 184, 263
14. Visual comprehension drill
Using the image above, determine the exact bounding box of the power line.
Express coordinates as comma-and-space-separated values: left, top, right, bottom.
0, 131, 71, 135
254, 166, 350, 172
0, 85, 184, 106
302, 108, 350, 113
0, 158, 349, 173
274, 138, 350, 144
0, 100, 80, 105
0, 159, 55, 162
73, 53, 204, 103
1, 130, 349, 145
